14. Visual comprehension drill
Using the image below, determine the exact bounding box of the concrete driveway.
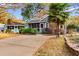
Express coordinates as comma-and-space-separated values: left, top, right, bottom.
0, 34, 52, 56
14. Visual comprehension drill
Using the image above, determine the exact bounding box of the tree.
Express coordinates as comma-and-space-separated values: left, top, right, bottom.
21, 4, 34, 21
0, 7, 12, 24
21, 3, 47, 21
67, 24, 78, 33
66, 16, 79, 33
49, 3, 69, 37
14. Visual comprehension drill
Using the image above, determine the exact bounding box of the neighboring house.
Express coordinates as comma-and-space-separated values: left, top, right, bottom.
0, 18, 26, 33
5, 19, 26, 33
0, 24, 5, 32
5, 24, 25, 33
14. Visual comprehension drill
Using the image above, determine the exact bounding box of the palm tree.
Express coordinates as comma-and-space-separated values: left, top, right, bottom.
49, 3, 69, 37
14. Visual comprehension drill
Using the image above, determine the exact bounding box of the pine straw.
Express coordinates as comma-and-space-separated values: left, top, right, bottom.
34, 37, 74, 56
0, 33, 19, 39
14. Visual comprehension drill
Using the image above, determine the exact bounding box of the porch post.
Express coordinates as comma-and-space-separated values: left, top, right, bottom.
14, 25, 18, 33
39, 23, 42, 33
44, 23, 46, 28
4, 25, 7, 33
14, 25, 15, 33
17, 25, 19, 33
47, 22, 49, 28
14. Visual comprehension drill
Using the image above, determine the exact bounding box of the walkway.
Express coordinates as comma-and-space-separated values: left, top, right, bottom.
0, 35, 52, 56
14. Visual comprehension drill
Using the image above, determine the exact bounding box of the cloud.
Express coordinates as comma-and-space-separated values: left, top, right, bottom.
65, 7, 79, 12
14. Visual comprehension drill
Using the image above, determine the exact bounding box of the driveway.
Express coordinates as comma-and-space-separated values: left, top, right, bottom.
0, 34, 52, 56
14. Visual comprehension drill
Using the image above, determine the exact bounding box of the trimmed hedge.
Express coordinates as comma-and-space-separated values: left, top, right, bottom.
19, 28, 37, 34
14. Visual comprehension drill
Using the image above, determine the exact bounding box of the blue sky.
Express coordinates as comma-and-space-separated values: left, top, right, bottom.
6, 4, 79, 20
6, 8, 23, 19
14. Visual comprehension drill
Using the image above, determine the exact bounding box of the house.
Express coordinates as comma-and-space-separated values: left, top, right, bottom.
27, 14, 49, 33
23, 7, 49, 33
5, 18, 26, 33
0, 24, 5, 32
22, 4, 50, 33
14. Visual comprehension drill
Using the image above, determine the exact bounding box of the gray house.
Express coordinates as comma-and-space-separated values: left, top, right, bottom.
27, 14, 49, 33
22, 4, 49, 33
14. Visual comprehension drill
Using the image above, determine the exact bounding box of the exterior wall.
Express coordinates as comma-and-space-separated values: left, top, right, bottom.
6, 25, 25, 33
39, 22, 49, 33
11, 27, 19, 33
25, 24, 29, 28
27, 15, 49, 33
27, 22, 49, 33
49, 22, 56, 34
0, 24, 5, 32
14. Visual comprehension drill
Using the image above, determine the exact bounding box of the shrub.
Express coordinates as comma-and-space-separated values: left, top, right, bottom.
67, 24, 78, 33
67, 24, 78, 30
19, 28, 37, 34
5, 29, 11, 33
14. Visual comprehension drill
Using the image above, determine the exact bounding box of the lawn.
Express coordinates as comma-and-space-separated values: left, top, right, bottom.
34, 36, 74, 56
0, 33, 19, 39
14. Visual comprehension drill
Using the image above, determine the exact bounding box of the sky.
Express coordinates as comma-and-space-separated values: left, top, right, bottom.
6, 3, 79, 20
6, 8, 23, 20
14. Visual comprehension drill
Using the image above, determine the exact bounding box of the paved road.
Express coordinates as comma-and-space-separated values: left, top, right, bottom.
0, 35, 52, 56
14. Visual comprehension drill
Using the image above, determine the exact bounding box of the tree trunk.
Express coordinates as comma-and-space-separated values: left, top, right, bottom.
64, 23, 67, 37
55, 19, 60, 37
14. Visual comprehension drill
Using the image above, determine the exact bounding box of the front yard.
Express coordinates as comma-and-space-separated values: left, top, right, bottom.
0, 33, 19, 39
0, 32, 78, 56
34, 36, 74, 56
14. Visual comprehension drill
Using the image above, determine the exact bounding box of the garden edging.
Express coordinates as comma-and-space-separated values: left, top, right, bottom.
64, 37, 79, 56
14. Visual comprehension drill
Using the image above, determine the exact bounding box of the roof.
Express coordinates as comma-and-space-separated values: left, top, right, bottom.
0, 11, 26, 24
0, 24, 5, 26
28, 14, 49, 23
12, 19, 26, 24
